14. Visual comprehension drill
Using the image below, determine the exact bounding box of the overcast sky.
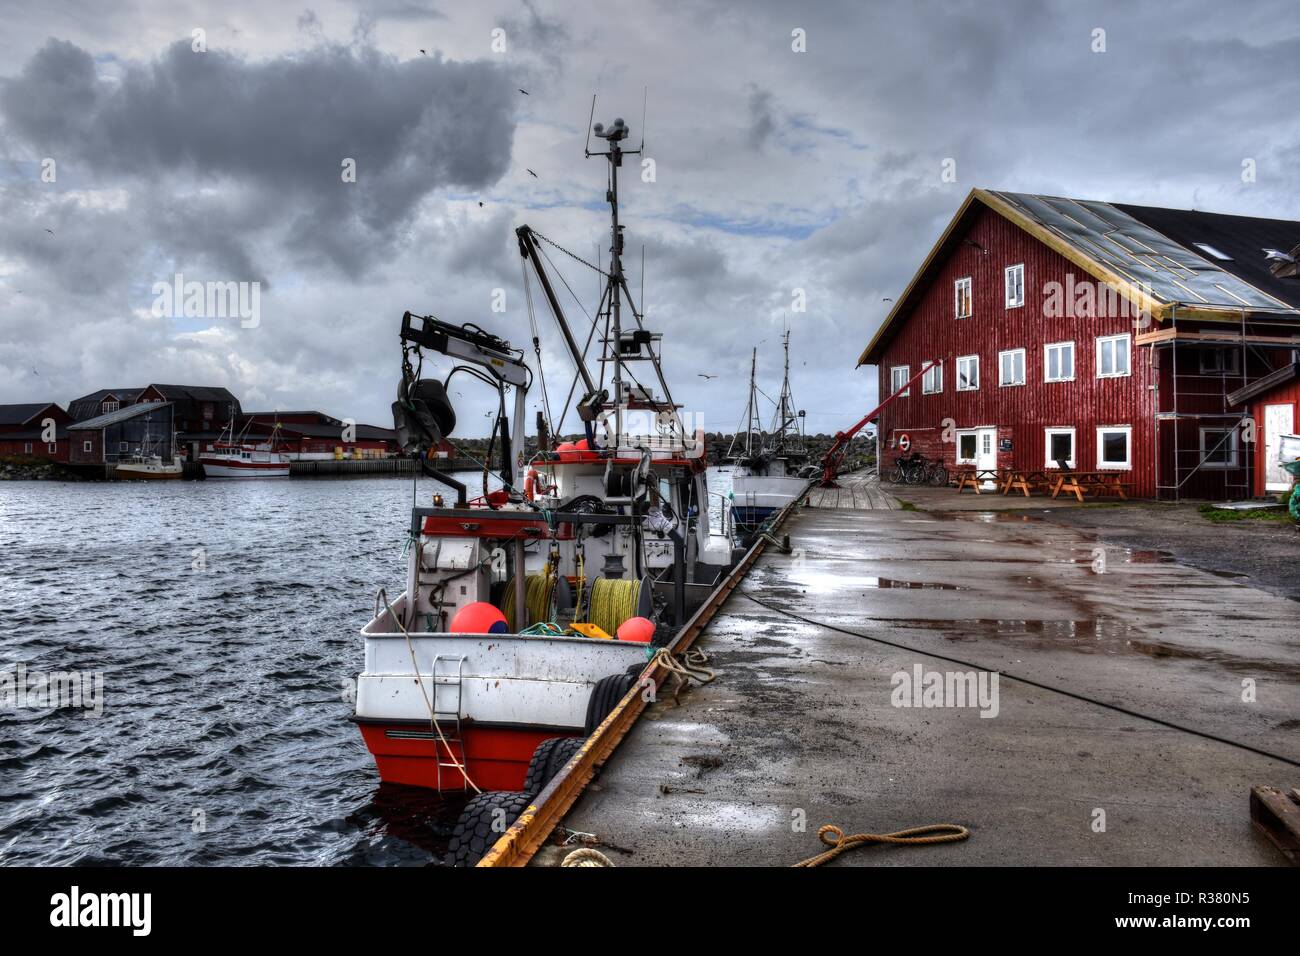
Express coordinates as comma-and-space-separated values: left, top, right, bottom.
2, 0, 1298, 436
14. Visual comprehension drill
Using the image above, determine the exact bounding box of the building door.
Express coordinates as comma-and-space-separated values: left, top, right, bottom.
1263, 403, 1295, 492
976, 427, 997, 488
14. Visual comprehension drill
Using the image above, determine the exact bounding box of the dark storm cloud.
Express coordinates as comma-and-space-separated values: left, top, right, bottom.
1, 36, 518, 275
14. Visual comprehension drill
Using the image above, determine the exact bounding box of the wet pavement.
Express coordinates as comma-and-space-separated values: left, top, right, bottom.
546, 492, 1300, 866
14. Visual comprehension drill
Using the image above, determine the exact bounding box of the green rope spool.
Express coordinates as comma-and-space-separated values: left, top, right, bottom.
501, 572, 557, 630
588, 577, 641, 638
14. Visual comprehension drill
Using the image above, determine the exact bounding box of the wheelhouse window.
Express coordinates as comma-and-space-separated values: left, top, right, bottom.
1199, 427, 1239, 468
1044, 427, 1075, 469
999, 348, 1026, 386
954, 277, 972, 319
1044, 341, 1074, 382
890, 365, 910, 398
1004, 264, 1025, 308
956, 355, 979, 391
1096, 333, 1131, 378
921, 360, 943, 395
1096, 426, 1132, 470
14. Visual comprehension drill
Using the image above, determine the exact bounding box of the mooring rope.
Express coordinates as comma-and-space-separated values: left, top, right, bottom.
561, 848, 615, 867
793, 823, 970, 867
648, 646, 715, 704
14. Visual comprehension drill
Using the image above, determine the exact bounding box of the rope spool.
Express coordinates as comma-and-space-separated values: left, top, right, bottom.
587, 577, 641, 637
501, 572, 557, 630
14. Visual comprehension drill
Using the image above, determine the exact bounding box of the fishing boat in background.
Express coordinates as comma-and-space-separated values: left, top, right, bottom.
198, 419, 291, 478
352, 113, 737, 864
726, 331, 813, 538
114, 426, 182, 480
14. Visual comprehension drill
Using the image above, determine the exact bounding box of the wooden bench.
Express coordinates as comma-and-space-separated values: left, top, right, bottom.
954, 468, 1000, 494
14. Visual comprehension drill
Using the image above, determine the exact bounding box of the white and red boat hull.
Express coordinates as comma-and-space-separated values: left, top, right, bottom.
199, 459, 291, 478
355, 606, 648, 791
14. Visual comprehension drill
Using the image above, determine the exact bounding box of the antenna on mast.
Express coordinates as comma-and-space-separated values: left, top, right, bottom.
639, 87, 647, 152
583, 94, 597, 157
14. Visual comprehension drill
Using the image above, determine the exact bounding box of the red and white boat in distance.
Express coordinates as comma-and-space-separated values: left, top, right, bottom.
199, 421, 291, 478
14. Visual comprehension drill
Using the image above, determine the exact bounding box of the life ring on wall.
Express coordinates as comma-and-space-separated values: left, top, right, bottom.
898, 433, 911, 452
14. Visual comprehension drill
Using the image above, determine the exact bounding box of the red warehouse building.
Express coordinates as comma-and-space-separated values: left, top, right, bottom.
0, 402, 74, 462
858, 190, 1300, 500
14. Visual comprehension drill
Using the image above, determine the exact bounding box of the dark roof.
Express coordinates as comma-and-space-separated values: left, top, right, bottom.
1227, 361, 1300, 406
0, 402, 60, 426
147, 384, 238, 402
1116, 203, 1300, 310
70, 402, 173, 430
69, 388, 144, 405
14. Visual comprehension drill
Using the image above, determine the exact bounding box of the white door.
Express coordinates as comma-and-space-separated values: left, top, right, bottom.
1263, 403, 1295, 492
976, 427, 997, 487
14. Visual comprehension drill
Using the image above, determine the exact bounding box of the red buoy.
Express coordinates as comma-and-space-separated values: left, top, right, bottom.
616, 616, 655, 643
450, 602, 509, 634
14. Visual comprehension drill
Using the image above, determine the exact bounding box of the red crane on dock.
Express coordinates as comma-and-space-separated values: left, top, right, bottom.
817, 360, 939, 487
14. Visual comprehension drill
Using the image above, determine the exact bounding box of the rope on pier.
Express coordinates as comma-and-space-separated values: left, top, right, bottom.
648, 647, 715, 705
560, 848, 615, 867
793, 823, 970, 867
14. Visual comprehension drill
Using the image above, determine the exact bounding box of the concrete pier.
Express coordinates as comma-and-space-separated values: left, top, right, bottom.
544, 473, 1300, 866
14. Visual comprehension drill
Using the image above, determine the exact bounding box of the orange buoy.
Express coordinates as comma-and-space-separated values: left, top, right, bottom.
616, 616, 655, 643
450, 602, 509, 634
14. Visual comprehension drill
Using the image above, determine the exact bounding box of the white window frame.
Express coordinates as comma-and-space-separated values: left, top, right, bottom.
954, 277, 972, 319
83, 440, 92, 453
1044, 341, 1075, 383
47, 442, 57, 454
1198, 427, 1239, 469
890, 365, 910, 398
102, 400, 119, 413
998, 348, 1026, 386
1004, 264, 1025, 308
1095, 333, 1131, 379
1044, 427, 1076, 469
955, 430, 979, 465
1096, 425, 1132, 471
956, 354, 979, 391
921, 360, 943, 395
119, 441, 129, 452
23, 442, 32, 454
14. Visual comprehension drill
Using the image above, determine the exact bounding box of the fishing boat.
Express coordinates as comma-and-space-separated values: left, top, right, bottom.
726, 332, 813, 537
113, 425, 182, 480
352, 114, 737, 862
198, 420, 291, 478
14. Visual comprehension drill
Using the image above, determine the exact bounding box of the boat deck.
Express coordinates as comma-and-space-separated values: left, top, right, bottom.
535, 478, 1299, 866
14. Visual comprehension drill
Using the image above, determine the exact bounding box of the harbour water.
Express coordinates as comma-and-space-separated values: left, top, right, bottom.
0, 468, 733, 865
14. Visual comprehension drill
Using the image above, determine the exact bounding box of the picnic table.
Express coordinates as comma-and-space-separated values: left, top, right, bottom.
1050, 470, 1129, 502
953, 468, 1001, 494
999, 469, 1054, 496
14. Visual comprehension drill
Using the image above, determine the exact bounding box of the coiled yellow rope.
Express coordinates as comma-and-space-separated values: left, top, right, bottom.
587, 577, 640, 637
792, 823, 970, 867
501, 572, 557, 630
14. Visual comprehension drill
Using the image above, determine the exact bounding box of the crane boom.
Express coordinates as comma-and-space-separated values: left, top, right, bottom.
818, 360, 938, 487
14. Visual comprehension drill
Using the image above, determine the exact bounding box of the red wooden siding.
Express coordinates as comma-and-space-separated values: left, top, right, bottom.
1251, 379, 1300, 497
875, 205, 1158, 496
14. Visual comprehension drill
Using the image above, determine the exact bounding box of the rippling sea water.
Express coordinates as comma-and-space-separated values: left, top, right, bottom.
0, 468, 733, 866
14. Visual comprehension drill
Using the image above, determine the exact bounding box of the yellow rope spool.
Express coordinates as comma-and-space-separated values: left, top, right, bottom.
501, 572, 557, 630
587, 577, 640, 637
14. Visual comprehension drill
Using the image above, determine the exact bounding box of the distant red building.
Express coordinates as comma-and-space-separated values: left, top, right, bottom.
0, 403, 74, 462
240, 411, 400, 459
859, 190, 1300, 500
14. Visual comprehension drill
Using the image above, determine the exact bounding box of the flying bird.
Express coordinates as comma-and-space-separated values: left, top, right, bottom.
882, 297, 892, 302
419, 49, 427, 55
526, 169, 538, 178
697, 373, 717, 380
478, 201, 484, 207
44, 228, 53, 235
518, 89, 529, 95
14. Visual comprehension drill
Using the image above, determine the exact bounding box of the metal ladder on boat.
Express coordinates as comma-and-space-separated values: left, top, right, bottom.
430, 655, 467, 791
